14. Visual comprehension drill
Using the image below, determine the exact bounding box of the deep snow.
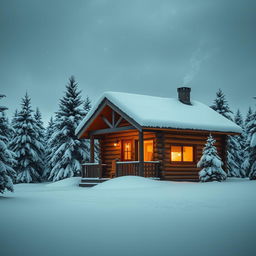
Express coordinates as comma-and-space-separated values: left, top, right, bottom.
1, 177, 255, 256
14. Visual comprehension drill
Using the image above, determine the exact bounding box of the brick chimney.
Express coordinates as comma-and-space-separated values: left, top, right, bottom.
177, 87, 191, 105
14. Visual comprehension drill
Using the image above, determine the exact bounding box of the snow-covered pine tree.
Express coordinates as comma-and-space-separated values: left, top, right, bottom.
210, 89, 240, 177
0, 95, 16, 193
9, 109, 19, 139
11, 93, 43, 183
34, 107, 45, 178
197, 134, 227, 182
48, 76, 88, 181
227, 135, 243, 177
233, 109, 246, 177
211, 89, 233, 120
43, 117, 55, 179
84, 96, 92, 115
247, 111, 256, 180
241, 107, 254, 176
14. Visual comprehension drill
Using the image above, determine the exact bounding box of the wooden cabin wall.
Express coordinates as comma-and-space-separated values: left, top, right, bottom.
155, 131, 227, 181
100, 130, 156, 178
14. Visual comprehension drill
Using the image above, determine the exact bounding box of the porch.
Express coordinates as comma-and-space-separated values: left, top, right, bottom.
79, 161, 161, 187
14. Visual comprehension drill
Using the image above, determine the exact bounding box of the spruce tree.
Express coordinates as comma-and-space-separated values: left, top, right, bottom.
43, 117, 55, 179
48, 76, 88, 181
211, 89, 241, 177
233, 109, 246, 177
211, 89, 233, 120
34, 108, 45, 178
84, 96, 92, 115
198, 134, 227, 182
247, 111, 256, 180
11, 93, 43, 183
241, 107, 254, 176
0, 95, 16, 193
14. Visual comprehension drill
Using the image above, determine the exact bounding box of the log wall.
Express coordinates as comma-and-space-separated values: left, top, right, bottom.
155, 131, 227, 181
99, 130, 227, 181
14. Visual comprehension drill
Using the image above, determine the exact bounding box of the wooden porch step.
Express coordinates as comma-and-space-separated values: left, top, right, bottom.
79, 183, 98, 187
79, 178, 110, 187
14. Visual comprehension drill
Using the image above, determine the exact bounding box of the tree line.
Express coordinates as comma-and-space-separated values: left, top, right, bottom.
0, 80, 256, 193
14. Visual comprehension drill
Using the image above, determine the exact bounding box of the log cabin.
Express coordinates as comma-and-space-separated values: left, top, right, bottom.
75, 87, 242, 187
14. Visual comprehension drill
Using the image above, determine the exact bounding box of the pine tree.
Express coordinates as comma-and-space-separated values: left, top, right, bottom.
247, 111, 256, 180
84, 96, 92, 115
11, 93, 43, 183
34, 107, 45, 178
198, 134, 227, 182
0, 95, 16, 193
227, 136, 243, 177
233, 109, 246, 177
241, 107, 254, 176
43, 117, 55, 179
210, 89, 242, 177
211, 89, 233, 120
48, 76, 88, 181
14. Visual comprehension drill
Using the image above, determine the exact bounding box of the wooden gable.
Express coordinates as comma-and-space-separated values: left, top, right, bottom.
78, 98, 141, 139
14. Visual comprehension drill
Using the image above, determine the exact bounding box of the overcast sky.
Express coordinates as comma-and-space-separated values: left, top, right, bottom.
0, 0, 255, 124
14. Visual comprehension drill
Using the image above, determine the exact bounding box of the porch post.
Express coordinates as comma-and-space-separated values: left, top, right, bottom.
90, 135, 95, 163
139, 130, 144, 176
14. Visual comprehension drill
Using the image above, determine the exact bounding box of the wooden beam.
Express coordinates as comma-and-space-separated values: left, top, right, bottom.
139, 131, 144, 176
90, 135, 95, 163
112, 110, 115, 127
101, 114, 113, 128
106, 99, 142, 131
89, 126, 136, 136
115, 116, 123, 128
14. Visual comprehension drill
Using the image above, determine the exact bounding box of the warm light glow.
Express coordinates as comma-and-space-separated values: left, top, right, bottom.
183, 146, 193, 162
171, 146, 182, 161
114, 143, 118, 147
123, 141, 132, 160
171, 145, 193, 162
144, 140, 153, 161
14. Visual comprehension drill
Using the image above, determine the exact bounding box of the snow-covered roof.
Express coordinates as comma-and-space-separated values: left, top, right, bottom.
76, 91, 242, 135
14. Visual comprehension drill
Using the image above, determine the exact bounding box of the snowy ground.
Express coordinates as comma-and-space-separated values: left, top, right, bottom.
1, 177, 256, 256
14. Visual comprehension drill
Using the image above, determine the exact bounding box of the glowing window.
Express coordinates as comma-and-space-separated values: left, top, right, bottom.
183, 146, 193, 162
171, 146, 194, 162
144, 140, 153, 161
123, 140, 132, 160
171, 146, 182, 161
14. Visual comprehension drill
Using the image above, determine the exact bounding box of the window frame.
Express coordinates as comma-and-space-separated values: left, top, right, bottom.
170, 144, 196, 164
121, 139, 133, 161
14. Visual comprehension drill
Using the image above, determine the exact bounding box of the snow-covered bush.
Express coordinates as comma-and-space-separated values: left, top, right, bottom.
0, 95, 16, 193
48, 76, 89, 181
11, 93, 43, 183
198, 134, 227, 182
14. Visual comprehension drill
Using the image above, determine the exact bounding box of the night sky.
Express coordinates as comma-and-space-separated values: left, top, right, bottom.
1, 0, 255, 123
